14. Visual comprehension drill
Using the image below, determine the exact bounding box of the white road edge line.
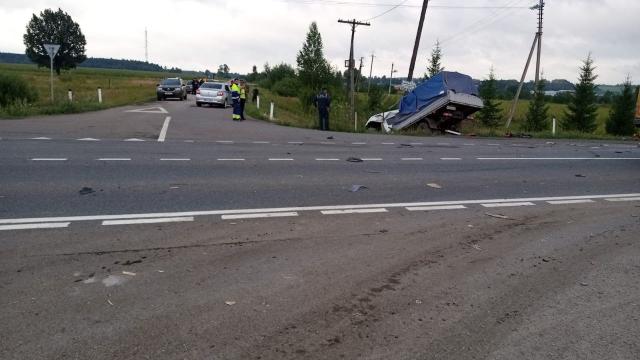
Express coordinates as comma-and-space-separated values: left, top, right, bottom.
157, 116, 171, 142
482, 202, 535, 208
605, 197, 640, 202
221, 212, 298, 220
0, 222, 70, 231
102, 217, 193, 226
97, 158, 131, 161
31, 158, 67, 161
321, 208, 388, 215
2, 193, 638, 225
406, 205, 467, 211
478, 157, 640, 160
547, 199, 596, 205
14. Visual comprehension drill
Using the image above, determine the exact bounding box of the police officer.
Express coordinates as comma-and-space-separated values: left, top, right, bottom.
230, 79, 241, 121
313, 88, 331, 130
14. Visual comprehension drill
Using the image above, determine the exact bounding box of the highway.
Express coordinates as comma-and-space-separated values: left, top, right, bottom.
1, 98, 639, 359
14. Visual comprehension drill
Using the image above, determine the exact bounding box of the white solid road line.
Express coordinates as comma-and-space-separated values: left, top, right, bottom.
268, 158, 294, 161
406, 205, 467, 211
482, 202, 535, 208
102, 217, 193, 226
0, 222, 70, 231
478, 157, 640, 160
401, 158, 423, 161
321, 208, 388, 215
31, 158, 67, 161
221, 212, 299, 220
157, 116, 171, 142
98, 158, 131, 161
441, 158, 462, 161
315, 158, 340, 161
217, 158, 245, 161
160, 158, 191, 161
605, 197, 640, 202
547, 199, 596, 205
2, 193, 638, 225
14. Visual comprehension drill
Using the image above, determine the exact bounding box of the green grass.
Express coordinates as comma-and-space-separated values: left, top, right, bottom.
0, 63, 197, 118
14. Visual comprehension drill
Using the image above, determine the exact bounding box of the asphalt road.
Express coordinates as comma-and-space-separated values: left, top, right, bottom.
1, 97, 639, 359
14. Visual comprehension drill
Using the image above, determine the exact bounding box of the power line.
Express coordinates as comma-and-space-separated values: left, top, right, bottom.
365, 0, 409, 21
275, 0, 528, 9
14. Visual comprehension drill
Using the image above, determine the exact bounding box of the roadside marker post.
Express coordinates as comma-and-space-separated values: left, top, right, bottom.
68, 89, 73, 102
97, 87, 102, 103
354, 112, 358, 132
269, 102, 274, 121
43, 44, 60, 103
552, 118, 556, 136
256, 96, 260, 109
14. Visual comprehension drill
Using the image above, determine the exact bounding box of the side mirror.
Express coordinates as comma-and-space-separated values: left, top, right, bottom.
156, 84, 160, 87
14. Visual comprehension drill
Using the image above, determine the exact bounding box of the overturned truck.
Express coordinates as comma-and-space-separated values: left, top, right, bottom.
366, 71, 483, 133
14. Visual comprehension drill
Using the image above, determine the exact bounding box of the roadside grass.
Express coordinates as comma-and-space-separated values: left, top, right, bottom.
0, 63, 198, 118
247, 87, 632, 140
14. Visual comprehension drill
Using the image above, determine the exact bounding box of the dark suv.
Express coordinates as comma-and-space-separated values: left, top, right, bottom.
157, 78, 187, 101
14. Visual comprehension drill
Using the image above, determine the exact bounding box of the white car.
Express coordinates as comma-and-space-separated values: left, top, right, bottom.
195, 82, 231, 107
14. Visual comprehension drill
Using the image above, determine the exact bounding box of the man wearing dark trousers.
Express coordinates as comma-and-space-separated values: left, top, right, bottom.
313, 88, 331, 131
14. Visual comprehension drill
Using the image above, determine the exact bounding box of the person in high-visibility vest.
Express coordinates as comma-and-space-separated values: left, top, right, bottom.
239, 80, 247, 121
230, 78, 241, 121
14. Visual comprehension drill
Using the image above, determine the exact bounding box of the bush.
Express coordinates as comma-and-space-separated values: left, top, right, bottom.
272, 77, 300, 97
367, 84, 384, 114
0, 73, 38, 107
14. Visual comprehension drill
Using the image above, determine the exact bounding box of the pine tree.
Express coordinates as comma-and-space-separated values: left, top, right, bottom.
477, 67, 502, 128
564, 54, 598, 132
605, 78, 636, 136
296, 22, 332, 91
23, 8, 87, 74
426, 40, 443, 79
524, 78, 550, 132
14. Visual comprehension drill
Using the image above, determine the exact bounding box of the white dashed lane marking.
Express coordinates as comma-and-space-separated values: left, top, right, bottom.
401, 158, 423, 161
217, 158, 245, 161
216, 140, 234, 144
605, 197, 640, 202
406, 205, 467, 211
0, 222, 70, 231
547, 199, 595, 205
97, 158, 131, 161
77, 138, 100, 141
321, 208, 388, 215
157, 116, 171, 142
361, 158, 383, 161
160, 158, 191, 161
481, 202, 535, 208
102, 217, 193, 226
315, 158, 340, 161
31, 158, 67, 161
441, 158, 462, 161
268, 158, 294, 161
221, 212, 299, 220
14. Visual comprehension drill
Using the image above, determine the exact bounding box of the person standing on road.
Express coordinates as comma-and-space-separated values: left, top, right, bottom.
313, 88, 331, 131
239, 80, 247, 121
230, 79, 241, 121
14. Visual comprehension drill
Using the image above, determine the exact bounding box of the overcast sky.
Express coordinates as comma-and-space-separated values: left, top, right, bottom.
1, 0, 638, 84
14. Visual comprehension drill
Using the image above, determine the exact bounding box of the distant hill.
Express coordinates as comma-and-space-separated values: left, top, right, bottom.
0, 52, 188, 74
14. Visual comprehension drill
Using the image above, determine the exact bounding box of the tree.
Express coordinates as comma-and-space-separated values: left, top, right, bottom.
564, 54, 598, 132
523, 78, 550, 132
476, 67, 502, 128
426, 40, 443, 79
605, 78, 636, 136
23, 8, 87, 75
217, 64, 230, 77
296, 22, 332, 91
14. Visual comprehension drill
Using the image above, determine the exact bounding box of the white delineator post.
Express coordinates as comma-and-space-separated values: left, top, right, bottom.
256, 95, 260, 109
68, 89, 73, 102
552, 117, 556, 136
269, 102, 274, 121
98, 87, 102, 103
354, 112, 358, 131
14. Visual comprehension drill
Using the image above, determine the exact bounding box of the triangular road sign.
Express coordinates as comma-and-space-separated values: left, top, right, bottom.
125, 106, 168, 114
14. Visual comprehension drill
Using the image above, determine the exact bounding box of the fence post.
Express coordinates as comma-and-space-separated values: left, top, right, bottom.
257, 96, 260, 109
97, 87, 103, 103
269, 102, 274, 121
552, 118, 556, 136
68, 89, 73, 102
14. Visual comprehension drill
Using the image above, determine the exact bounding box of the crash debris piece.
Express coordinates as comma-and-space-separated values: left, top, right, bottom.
426, 183, 442, 189
485, 212, 511, 220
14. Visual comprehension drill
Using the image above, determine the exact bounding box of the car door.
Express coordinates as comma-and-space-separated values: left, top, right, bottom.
224, 84, 231, 102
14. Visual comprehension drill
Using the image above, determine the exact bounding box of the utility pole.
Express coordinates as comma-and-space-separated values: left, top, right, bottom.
144, 27, 148, 63
407, 0, 430, 82
367, 53, 375, 93
356, 56, 364, 92
389, 62, 398, 95
338, 19, 370, 122
506, 0, 544, 129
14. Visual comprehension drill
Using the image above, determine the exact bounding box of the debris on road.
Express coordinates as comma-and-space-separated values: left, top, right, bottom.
102, 275, 127, 287
575, 174, 587, 178
445, 129, 462, 136
472, 244, 482, 251
327, 136, 334, 140
225, 301, 236, 306
79, 187, 95, 195
426, 183, 442, 189
122, 271, 136, 276
346, 157, 363, 163
485, 212, 511, 220
107, 299, 114, 306
350, 185, 368, 192
579, 282, 589, 287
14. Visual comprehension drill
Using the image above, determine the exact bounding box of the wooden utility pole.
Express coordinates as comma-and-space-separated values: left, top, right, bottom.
534, 0, 544, 85
407, 0, 430, 82
389, 62, 398, 95
356, 56, 364, 92
338, 19, 370, 122
367, 53, 375, 93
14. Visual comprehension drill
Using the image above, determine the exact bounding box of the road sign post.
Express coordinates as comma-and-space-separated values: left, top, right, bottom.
44, 44, 60, 103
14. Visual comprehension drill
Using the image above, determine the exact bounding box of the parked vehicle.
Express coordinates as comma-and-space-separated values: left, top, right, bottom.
195, 82, 231, 107
157, 78, 187, 101
366, 71, 483, 133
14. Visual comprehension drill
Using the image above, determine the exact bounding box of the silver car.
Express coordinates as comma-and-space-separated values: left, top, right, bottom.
195, 82, 230, 107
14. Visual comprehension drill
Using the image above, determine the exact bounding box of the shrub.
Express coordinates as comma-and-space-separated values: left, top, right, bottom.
272, 77, 300, 97
0, 72, 38, 107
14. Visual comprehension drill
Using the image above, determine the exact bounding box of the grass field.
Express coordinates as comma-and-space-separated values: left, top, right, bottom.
246, 87, 629, 140
0, 63, 198, 118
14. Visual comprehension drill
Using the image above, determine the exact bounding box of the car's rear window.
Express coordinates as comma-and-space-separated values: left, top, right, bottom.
161, 79, 181, 86
201, 83, 223, 89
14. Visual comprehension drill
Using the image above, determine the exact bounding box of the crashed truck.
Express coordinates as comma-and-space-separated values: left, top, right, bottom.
366, 71, 484, 134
